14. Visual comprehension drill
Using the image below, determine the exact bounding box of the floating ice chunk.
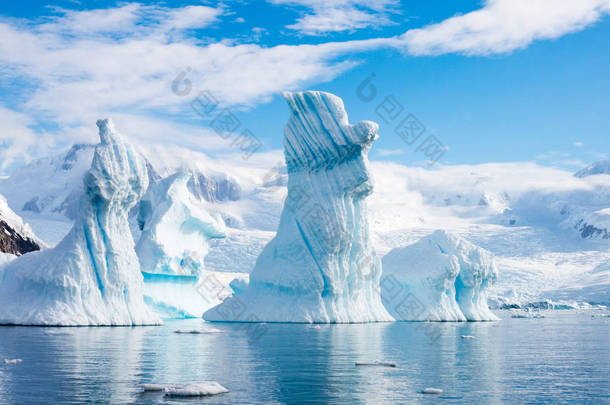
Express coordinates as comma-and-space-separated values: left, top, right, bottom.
355, 361, 396, 367
421, 388, 443, 395
461, 335, 475, 339
205, 91, 391, 323
382, 230, 498, 321
3, 359, 22, 364
0, 119, 160, 326
164, 382, 229, 397
141, 384, 166, 392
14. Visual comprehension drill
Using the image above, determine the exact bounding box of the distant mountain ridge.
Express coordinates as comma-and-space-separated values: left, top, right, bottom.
0, 142, 241, 223
575, 159, 610, 178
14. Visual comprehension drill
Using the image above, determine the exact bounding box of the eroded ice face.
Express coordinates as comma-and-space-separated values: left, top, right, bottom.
282, 91, 378, 196
85, 119, 148, 208
205, 91, 391, 323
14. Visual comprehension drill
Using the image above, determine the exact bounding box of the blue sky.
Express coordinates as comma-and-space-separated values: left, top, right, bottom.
0, 0, 609, 174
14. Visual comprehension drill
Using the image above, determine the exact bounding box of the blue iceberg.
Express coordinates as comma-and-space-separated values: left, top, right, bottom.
205, 91, 391, 323
135, 172, 229, 317
0, 119, 160, 326
382, 230, 499, 321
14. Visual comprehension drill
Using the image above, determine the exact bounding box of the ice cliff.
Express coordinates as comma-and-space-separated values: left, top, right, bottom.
205, 90, 391, 323
382, 230, 499, 321
0, 119, 160, 326
136, 172, 227, 317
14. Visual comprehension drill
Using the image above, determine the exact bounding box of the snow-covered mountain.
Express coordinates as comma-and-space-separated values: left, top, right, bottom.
1, 143, 95, 221
0, 193, 44, 256
574, 159, 610, 178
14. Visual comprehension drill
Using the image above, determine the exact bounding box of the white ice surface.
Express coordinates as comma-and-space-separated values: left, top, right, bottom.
205, 91, 391, 323
0, 252, 16, 265
0, 119, 160, 326
382, 230, 498, 321
163, 382, 229, 397
136, 172, 226, 277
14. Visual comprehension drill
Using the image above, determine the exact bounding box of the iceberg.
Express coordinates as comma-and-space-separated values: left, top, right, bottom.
0, 119, 160, 326
0, 252, 16, 265
164, 382, 229, 397
141, 381, 229, 396
381, 230, 498, 321
136, 172, 225, 277
135, 172, 228, 317
205, 90, 391, 323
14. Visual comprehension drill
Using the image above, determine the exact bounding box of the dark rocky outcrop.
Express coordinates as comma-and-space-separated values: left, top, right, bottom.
0, 219, 40, 256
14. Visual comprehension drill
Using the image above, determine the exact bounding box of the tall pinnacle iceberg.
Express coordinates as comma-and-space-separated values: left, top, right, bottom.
205, 91, 391, 323
0, 119, 160, 326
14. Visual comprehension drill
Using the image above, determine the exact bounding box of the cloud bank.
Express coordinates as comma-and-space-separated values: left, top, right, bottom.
0, 0, 608, 172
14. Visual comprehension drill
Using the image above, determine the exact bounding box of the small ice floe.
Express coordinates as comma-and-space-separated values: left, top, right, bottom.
3, 359, 22, 364
461, 335, 475, 339
174, 328, 225, 334
308, 325, 321, 329
141, 384, 166, 392
142, 382, 229, 397
355, 361, 396, 368
421, 388, 443, 395
164, 382, 229, 397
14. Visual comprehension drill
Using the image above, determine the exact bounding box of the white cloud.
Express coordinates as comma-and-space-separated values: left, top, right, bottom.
39, 4, 143, 36
0, 5, 370, 167
38, 4, 222, 38
0, 106, 55, 172
269, 0, 399, 35
401, 0, 610, 55
162, 5, 222, 31
1, 1, 610, 172
574, 141, 584, 147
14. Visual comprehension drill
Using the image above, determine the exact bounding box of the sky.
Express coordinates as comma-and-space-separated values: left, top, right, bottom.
0, 0, 609, 175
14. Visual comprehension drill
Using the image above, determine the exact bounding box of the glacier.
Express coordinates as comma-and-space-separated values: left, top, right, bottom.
382, 230, 499, 321
205, 90, 392, 323
135, 171, 229, 317
0, 119, 160, 326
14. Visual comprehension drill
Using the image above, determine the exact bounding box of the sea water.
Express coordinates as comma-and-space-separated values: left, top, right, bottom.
0, 311, 608, 404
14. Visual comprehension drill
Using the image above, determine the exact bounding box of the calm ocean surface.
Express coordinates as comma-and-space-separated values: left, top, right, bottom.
0, 311, 608, 404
